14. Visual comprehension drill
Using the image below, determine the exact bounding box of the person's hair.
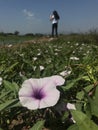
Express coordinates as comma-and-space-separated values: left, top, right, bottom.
53, 10, 60, 20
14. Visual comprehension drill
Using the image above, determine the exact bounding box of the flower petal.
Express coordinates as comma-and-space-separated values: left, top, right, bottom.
19, 80, 34, 97
19, 96, 40, 110
22, 78, 44, 90
67, 103, 76, 110
40, 89, 60, 108
50, 75, 65, 86
60, 70, 71, 77
38, 80, 60, 108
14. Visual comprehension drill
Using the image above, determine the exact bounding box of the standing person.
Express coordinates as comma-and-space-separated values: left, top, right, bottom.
50, 10, 60, 37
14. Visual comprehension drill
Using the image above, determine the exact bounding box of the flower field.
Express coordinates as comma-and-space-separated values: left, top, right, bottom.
0, 34, 98, 130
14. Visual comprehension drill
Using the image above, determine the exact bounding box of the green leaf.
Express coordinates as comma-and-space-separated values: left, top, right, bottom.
76, 84, 93, 100
71, 110, 98, 130
0, 90, 11, 99
64, 76, 84, 90
0, 99, 18, 111
90, 86, 98, 117
76, 91, 84, 100
65, 81, 76, 90
75, 102, 83, 111
12, 82, 19, 92
4, 62, 19, 73
3, 80, 14, 91
3, 80, 19, 95
84, 102, 92, 118
67, 124, 79, 130
62, 111, 69, 122
29, 120, 45, 130
81, 76, 91, 82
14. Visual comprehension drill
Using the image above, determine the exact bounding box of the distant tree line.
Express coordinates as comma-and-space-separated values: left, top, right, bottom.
0, 31, 44, 37
0, 31, 19, 36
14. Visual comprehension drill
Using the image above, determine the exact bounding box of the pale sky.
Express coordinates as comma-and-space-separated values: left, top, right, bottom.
0, 0, 98, 34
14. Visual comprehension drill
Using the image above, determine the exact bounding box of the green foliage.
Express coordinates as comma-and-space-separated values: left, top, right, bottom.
0, 35, 98, 129
29, 120, 45, 130
89, 85, 98, 117
0, 99, 18, 111
68, 110, 98, 130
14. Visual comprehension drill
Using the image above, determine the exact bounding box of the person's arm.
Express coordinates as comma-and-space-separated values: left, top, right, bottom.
50, 15, 54, 21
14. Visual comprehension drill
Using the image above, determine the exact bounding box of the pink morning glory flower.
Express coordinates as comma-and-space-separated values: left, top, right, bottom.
19, 76, 65, 110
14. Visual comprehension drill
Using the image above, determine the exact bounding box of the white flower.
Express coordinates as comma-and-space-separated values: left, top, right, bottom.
67, 41, 70, 44
37, 53, 41, 56
72, 51, 75, 54
76, 43, 79, 46
67, 103, 76, 110
8, 44, 12, 47
54, 53, 58, 55
67, 103, 76, 123
37, 49, 41, 51
60, 70, 71, 77
82, 43, 85, 46
70, 56, 79, 60
0, 77, 3, 85
19, 53, 24, 57
19, 75, 65, 110
48, 38, 54, 41
33, 57, 37, 61
39, 65, 44, 71
87, 51, 90, 54
55, 49, 60, 52
33, 66, 37, 71
45, 50, 48, 53
79, 47, 83, 50
19, 72, 24, 77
